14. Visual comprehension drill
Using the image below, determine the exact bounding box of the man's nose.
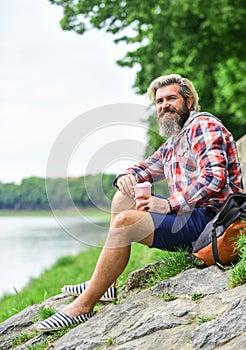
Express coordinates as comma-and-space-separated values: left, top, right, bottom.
160, 99, 170, 110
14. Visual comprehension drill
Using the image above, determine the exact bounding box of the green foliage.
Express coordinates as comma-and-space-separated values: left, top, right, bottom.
228, 233, 246, 288
0, 174, 116, 211
0, 243, 157, 322
0, 247, 101, 322
191, 292, 204, 301
198, 314, 217, 324
144, 112, 167, 158
104, 336, 115, 346
38, 307, 56, 320
11, 332, 33, 347
49, 0, 246, 140
147, 248, 196, 287
160, 293, 177, 302
25, 339, 48, 350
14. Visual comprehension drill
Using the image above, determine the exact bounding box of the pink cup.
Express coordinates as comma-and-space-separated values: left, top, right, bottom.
134, 182, 152, 205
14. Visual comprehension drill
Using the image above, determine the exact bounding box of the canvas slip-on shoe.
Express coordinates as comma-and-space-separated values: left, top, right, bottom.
36, 310, 95, 332
61, 282, 117, 301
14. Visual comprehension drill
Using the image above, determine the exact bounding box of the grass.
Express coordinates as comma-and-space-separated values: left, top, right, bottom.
0, 243, 158, 322
146, 248, 196, 287
38, 306, 56, 320
0, 223, 245, 328
228, 233, 246, 288
104, 336, 115, 346
11, 332, 33, 347
159, 293, 177, 302
191, 292, 204, 301
198, 314, 217, 324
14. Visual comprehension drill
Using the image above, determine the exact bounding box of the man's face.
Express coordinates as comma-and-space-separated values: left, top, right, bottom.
155, 84, 192, 137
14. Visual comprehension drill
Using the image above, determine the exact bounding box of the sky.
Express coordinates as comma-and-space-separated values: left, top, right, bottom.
0, 0, 150, 184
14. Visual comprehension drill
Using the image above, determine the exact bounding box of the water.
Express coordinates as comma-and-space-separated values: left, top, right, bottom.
0, 216, 108, 297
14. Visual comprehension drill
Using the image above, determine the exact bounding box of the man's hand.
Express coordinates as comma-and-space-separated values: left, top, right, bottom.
116, 174, 137, 198
136, 195, 170, 214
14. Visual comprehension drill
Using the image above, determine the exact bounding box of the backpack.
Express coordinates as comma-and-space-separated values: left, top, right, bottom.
192, 192, 246, 266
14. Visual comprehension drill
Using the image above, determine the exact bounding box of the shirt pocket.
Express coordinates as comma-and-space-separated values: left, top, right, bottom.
175, 141, 199, 177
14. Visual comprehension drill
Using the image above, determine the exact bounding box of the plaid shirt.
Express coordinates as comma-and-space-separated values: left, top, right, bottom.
125, 112, 243, 213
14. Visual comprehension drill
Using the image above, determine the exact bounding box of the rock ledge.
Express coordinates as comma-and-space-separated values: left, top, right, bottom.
0, 266, 245, 350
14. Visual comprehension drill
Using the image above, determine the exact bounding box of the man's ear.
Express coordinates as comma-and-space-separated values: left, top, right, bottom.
187, 97, 194, 110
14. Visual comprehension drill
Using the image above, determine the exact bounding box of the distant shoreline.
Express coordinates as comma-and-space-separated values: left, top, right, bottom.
0, 207, 111, 219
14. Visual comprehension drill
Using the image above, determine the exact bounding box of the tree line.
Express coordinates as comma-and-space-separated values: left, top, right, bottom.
0, 175, 115, 210
0, 175, 169, 211
49, 0, 246, 145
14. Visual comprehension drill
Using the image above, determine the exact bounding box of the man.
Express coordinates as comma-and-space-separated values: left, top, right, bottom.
37, 74, 242, 331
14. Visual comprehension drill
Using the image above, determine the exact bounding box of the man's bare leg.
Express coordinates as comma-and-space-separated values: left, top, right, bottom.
63, 207, 155, 317
83, 191, 136, 289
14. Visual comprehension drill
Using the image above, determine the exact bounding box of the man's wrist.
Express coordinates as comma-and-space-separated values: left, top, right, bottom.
112, 174, 127, 189
167, 198, 176, 215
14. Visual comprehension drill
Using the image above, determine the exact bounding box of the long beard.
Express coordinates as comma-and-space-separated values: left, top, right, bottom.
158, 103, 189, 137
158, 113, 182, 137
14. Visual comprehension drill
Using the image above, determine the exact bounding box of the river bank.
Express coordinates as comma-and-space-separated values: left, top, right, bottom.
0, 207, 111, 219
0, 209, 110, 300
0, 242, 157, 323
1, 261, 245, 350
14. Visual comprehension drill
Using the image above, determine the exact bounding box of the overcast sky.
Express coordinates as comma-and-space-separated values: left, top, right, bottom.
0, 0, 150, 184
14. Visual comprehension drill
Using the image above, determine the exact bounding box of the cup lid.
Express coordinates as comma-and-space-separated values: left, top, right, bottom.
134, 182, 152, 188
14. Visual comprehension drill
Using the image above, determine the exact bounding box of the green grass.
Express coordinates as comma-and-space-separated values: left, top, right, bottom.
159, 293, 177, 302
0, 243, 158, 322
146, 248, 196, 287
11, 332, 33, 347
38, 306, 56, 320
191, 292, 204, 301
0, 227, 245, 324
198, 314, 217, 324
228, 233, 246, 288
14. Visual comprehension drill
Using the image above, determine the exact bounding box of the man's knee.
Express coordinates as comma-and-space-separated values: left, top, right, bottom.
112, 210, 137, 229
109, 210, 154, 246
111, 191, 135, 213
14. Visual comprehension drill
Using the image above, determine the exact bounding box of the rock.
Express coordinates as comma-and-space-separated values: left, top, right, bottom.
0, 294, 74, 350
118, 261, 161, 295
0, 265, 245, 350
191, 298, 246, 350
151, 266, 229, 296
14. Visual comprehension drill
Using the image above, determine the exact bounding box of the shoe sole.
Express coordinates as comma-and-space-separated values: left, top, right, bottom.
37, 326, 65, 332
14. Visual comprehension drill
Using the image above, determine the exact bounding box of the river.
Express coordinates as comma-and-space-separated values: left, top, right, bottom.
0, 215, 108, 297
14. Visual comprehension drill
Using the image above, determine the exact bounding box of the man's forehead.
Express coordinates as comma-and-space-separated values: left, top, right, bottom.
156, 83, 180, 97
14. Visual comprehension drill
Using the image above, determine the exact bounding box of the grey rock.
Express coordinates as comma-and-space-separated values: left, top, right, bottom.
191, 298, 246, 350
151, 266, 229, 296
119, 261, 161, 296
0, 265, 245, 350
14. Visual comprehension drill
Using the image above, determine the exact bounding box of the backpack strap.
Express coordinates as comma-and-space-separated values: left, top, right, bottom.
216, 207, 241, 226
211, 227, 221, 264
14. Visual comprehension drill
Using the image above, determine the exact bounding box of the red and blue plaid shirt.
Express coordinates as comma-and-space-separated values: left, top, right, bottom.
125, 112, 243, 213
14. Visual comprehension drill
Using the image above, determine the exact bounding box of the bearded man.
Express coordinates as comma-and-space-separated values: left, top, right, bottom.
37, 74, 243, 331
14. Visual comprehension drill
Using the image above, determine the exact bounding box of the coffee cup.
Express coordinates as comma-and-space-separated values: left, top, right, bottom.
134, 182, 152, 204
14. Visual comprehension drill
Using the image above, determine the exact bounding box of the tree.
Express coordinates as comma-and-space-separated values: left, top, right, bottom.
49, 0, 246, 142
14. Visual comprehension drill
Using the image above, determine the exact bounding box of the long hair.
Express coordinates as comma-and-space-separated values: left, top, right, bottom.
147, 74, 200, 112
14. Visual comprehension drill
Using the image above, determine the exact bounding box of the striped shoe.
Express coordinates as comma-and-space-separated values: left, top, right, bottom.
61, 282, 117, 301
36, 310, 95, 332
